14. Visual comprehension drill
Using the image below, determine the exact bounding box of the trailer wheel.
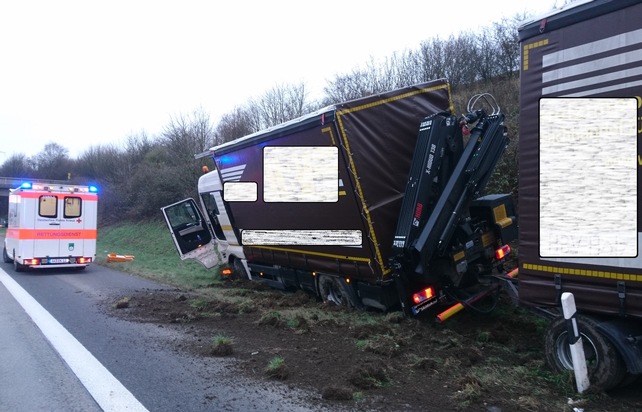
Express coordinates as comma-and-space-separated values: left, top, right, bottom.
3, 246, 12, 263
318, 275, 358, 308
544, 314, 626, 390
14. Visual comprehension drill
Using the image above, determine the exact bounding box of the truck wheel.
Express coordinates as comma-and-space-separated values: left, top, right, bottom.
232, 258, 248, 280
3, 246, 12, 263
318, 275, 358, 308
544, 314, 626, 390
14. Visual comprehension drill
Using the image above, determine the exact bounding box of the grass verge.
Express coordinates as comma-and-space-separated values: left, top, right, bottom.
96, 221, 220, 289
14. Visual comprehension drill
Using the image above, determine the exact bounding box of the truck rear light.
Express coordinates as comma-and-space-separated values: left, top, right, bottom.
495, 244, 511, 260
78, 257, 92, 264
412, 287, 434, 305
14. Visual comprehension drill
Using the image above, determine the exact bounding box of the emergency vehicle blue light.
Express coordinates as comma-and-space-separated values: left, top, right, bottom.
218, 154, 239, 166
89, 185, 98, 193
20, 182, 32, 189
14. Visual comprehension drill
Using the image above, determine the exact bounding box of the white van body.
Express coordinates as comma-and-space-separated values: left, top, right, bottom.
3, 182, 98, 271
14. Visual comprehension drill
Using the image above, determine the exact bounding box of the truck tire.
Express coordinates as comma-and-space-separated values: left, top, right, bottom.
544, 314, 626, 390
232, 258, 248, 280
318, 275, 359, 308
3, 246, 12, 263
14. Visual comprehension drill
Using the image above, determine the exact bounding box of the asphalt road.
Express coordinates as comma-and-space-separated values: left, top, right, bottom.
0, 252, 326, 412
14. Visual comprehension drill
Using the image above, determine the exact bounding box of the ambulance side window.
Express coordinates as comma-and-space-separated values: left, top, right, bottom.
64, 197, 82, 218
39, 195, 58, 218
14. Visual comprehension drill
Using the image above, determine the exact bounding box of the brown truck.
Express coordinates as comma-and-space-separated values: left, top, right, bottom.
162, 78, 514, 319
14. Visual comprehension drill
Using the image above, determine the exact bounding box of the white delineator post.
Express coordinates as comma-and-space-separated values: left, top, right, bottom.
561, 292, 590, 393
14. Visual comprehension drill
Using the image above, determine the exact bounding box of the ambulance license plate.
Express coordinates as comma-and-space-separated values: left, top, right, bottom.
48, 258, 69, 264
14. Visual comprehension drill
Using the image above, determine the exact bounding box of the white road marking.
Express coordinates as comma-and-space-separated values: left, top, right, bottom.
0, 269, 148, 412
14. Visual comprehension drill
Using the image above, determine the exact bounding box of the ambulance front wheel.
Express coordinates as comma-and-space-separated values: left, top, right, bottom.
3, 246, 12, 263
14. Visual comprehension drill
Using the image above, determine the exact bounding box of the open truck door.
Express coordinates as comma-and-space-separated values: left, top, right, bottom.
161, 198, 219, 269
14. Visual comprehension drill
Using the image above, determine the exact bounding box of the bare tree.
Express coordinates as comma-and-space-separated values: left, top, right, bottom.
161, 107, 215, 165
490, 15, 523, 78
323, 67, 375, 104
214, 105, 256, 144
0, 153, 34, 178
393, 49, 424, 87
418, 37, 447, 82
32, 142, 71, 180
157, 108, 216, 202
249, 82, 311, 129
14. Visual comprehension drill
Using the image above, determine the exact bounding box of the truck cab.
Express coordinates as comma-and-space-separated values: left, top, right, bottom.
161, 169, 249, 276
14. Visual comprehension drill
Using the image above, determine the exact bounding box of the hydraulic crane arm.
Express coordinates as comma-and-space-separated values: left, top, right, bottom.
391, 93, 509, 277
413, 112, 508, 267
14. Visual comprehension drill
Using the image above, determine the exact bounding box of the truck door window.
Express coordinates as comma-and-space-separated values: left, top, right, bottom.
64, 197, 82, 218
165, 200, 212, 255
201, 192, 227, 240
167, 202, 199, 227
39, 195, 58, 218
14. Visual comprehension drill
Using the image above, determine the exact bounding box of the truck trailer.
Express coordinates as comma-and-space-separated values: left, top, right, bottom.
518, 0, 642, 390
162, 78, 516, 319
3, 181, 98, 271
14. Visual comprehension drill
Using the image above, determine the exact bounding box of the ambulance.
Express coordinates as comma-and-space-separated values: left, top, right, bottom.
2, 181, 98, 271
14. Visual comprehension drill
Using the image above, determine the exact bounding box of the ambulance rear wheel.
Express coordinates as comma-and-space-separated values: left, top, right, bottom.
3, 246, 12, 263
13, 256, 24, 272
544, 314, 626, 390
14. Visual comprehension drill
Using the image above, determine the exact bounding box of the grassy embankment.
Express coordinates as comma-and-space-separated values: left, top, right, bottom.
95, 220, 221, 288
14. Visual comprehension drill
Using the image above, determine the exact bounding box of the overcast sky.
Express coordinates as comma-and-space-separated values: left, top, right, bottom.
0, 0, 556, 160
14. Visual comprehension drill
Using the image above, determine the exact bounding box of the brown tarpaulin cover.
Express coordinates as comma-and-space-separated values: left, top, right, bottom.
215, 80, 452, 283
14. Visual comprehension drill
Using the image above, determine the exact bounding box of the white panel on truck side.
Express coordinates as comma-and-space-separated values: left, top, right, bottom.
539, 97, 637, 258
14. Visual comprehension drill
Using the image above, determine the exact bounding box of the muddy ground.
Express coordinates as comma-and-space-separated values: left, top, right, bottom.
106, 280, 642, 411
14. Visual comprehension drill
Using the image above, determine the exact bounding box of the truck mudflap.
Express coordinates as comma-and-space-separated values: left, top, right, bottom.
596, 318, 642, 375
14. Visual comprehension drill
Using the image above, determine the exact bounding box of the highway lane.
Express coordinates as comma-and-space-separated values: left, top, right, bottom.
0, 277, 101, 412
0, 255, 326, 411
